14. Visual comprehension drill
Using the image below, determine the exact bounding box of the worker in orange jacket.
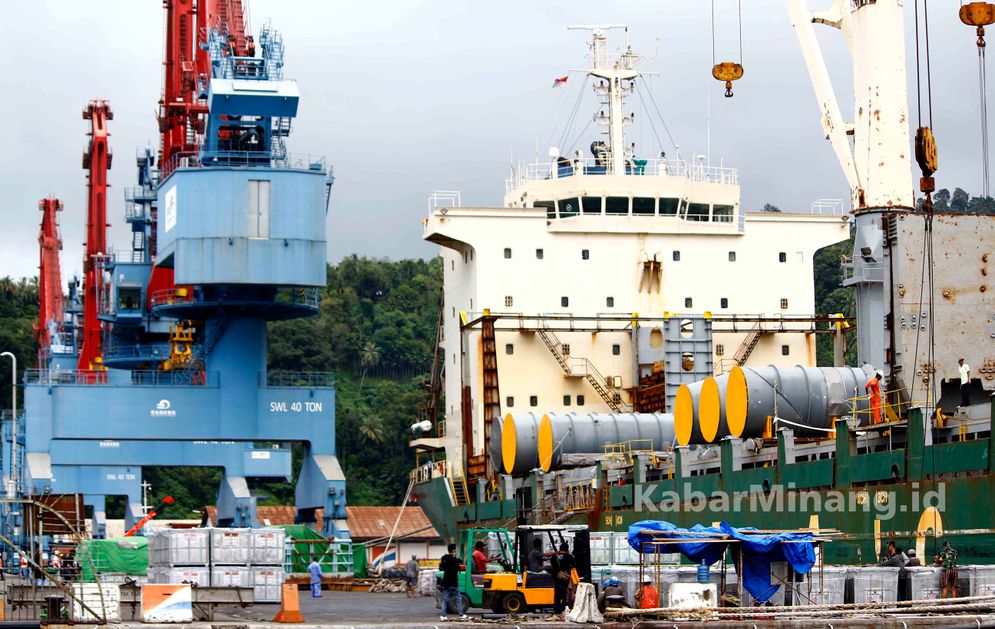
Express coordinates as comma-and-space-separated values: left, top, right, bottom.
864, 370, 884, 425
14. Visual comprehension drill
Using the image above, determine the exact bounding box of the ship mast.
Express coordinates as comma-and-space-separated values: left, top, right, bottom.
569, 24, 638, 174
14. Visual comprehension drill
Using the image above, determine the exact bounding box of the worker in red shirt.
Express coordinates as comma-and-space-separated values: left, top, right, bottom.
864, 370, 883, 425
635, 576, 659, 609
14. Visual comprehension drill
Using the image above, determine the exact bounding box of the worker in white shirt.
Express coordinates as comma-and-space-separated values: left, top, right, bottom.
958, 358, 971, 408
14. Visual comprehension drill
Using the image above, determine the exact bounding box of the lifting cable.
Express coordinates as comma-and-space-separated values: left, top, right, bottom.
711, 0, 744, 97
913, 5, 939, 553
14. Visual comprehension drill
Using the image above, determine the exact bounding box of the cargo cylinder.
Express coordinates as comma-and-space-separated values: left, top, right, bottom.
501, 412, 544, 475
537, 412, 675, 472
674, 380, 709, 446
488, 414, 505, 473
724, 365, 872, 438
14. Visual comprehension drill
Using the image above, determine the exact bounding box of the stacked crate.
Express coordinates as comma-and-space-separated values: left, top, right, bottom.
148, 529, 211, 586
249, 528, 286, 603
210, 528, 253, 590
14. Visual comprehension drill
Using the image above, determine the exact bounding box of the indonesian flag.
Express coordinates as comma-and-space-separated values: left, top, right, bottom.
552, 75, 569, 88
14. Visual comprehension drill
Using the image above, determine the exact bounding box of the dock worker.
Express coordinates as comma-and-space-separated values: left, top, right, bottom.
597, 576, 628, 613
405, 554, 419, 598
307, 555, 322, 598
552, 541, 575, 613
937, 541, 958, 598
958, 358, 972, 409
905, 549, 922, 567
635, 576, 659, 609
864, 370, 884, 425
438, 543, 466, 621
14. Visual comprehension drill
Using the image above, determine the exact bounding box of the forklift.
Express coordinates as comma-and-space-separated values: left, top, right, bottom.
441, 527, 516, 614
482, 525, 591, 614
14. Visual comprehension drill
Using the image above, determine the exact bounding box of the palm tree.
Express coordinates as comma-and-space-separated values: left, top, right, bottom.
359, 341, 380, 390
358, 414, 386, 444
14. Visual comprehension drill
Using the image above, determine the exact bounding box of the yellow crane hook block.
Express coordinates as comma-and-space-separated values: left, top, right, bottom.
712, 62, 744, 98
960, 2, 995, 47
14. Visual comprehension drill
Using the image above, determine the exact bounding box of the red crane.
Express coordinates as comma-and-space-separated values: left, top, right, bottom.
150, 0, 253, 306
36, 197, 65, 364
77, 100, 112, 372
123, 495, 175, 537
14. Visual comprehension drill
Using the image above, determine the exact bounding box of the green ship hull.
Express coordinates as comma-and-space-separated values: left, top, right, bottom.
413, 402, 995, 565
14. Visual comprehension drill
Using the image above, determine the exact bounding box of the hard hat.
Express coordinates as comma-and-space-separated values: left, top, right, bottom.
876, 370, 884, 377
643, 576, 653, 583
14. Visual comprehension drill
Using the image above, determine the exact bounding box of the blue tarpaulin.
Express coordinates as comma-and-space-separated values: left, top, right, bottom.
627, 520, 818, 604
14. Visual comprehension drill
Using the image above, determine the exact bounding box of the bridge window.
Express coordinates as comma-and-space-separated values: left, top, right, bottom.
612, 344, 621, 356
504, 248, 512, 259
720, 297, 729, 309
534, 200, 555, 219
506, 396, 514, 407
563, 395, 571, 406
606, 196, 629, 215
247, 179, 271, 239
778, 251, 787, 263
606, 296, 615, 307
728, 251, 737, 262
713, 204, 735, 223
561, 296, 569, 307
632, 197, 655, 215
536, 248, 544, 259
685, 297, 693, 308
782, 345, 790, 356
582, 196, 603, 215
581, 249, 590, 260
577, 394, 586, 406
686, 202, 709, 222
672, 251, 681, 262
530, 395, 538, 407
117, 287, 141, 311
559, 197, 580, 218
505, 343, 514, 355
659, 198, 680, 216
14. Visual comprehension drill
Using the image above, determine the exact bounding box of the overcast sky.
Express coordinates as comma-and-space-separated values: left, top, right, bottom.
0, 1, 984, 281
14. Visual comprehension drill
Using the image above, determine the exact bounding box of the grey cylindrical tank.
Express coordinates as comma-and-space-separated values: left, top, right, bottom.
724, 365, 872, 438
538, 412, 675, 472
674, 379, 709, 446
501, 413, 544, 475
488, 415, 505, 474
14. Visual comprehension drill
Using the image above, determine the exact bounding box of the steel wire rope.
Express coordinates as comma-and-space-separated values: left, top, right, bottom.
638, 76, 679, 153
556, 76, 590, 156
635, 80, 666, 155
546, 73, 579, 156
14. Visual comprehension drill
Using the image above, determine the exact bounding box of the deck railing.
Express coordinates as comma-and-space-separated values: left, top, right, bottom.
505, 157, 739, 192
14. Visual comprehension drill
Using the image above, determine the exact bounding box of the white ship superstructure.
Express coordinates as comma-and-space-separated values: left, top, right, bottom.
415, 26, 851, 480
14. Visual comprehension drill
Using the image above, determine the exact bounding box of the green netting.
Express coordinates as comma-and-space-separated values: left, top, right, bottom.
352, 542, 368, 578
269, 525, 353, 576
77, 537, 149, 580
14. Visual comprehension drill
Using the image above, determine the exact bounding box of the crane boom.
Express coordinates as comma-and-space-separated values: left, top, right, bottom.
36, 197, 64, 365
77, 100, 112, 372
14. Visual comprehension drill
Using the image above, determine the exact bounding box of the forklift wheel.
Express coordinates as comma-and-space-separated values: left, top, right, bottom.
501, 591, 527, 614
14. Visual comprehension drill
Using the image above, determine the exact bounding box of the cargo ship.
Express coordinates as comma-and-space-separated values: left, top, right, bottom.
409, 0, 995, 566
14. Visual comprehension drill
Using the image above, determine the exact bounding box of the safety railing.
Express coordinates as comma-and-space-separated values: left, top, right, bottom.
809, 198, 847, 215
162, 150, 327, 178
263, 371, 335, 388
505, 157, 738, 192
846, 388, 925, 426
150, 288, 196, 308
427, 190, 462, 213
275, 287, 321, 309
24, 369, 216, 387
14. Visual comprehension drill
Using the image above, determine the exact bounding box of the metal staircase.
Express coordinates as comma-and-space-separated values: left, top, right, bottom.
448, 464, 470, 507
536, 320, 624, 412
733, 322, 764, 365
